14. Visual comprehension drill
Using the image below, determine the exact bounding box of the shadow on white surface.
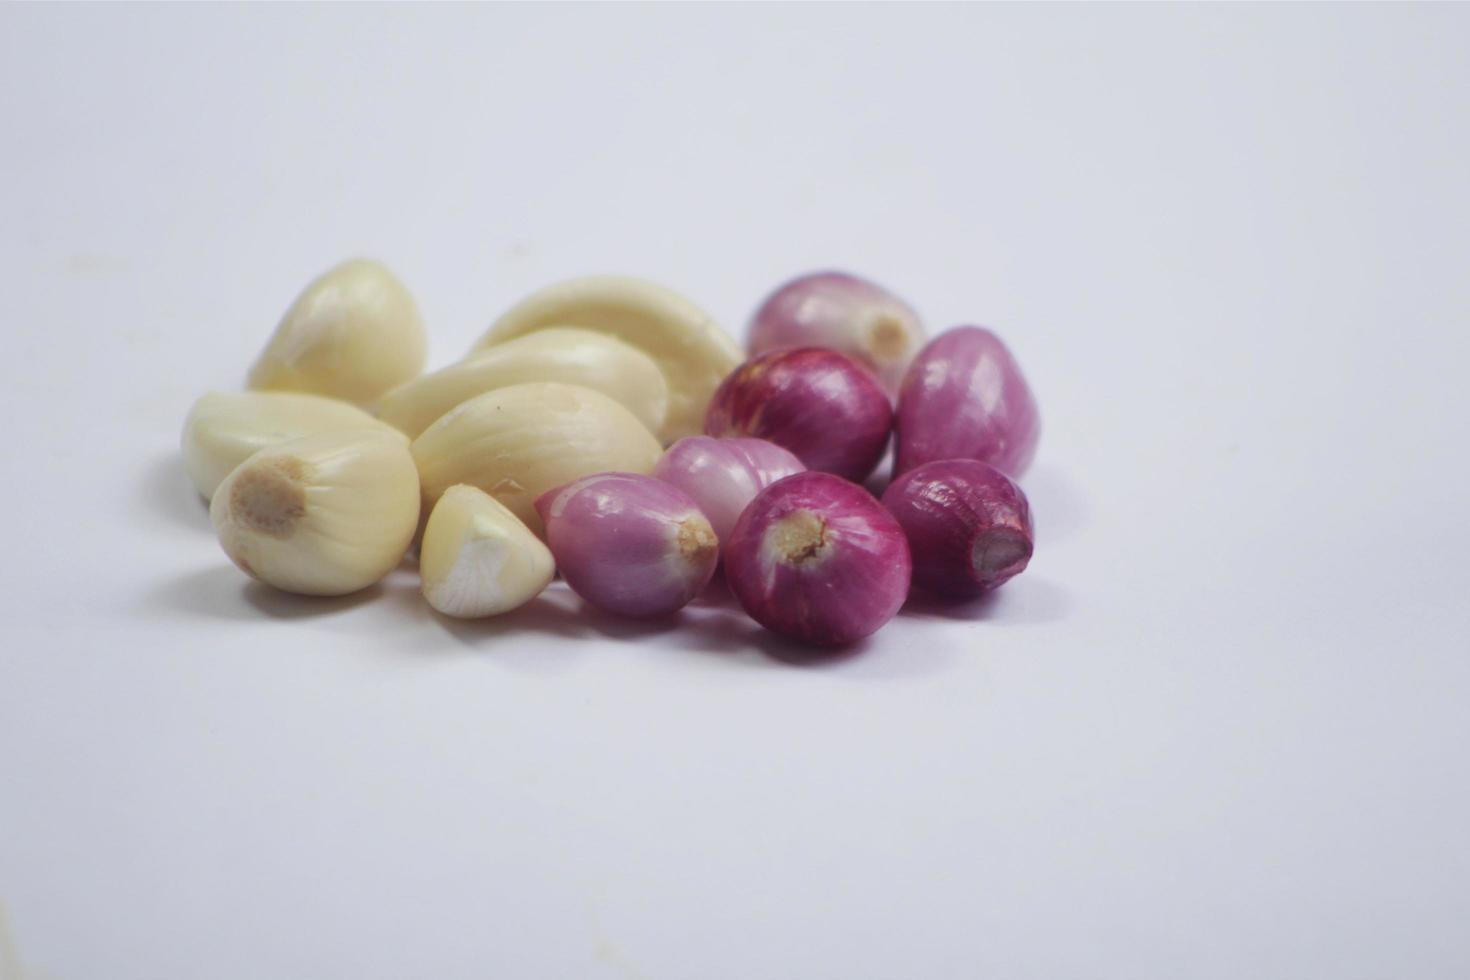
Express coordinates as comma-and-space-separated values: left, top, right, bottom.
1021, 462, 1085, 546
242, 581, 392, 620
433, 578, 947, 676
430, 588, 591, 644
678, 583, 956, 678
143, 564, 386, 622
136, 452, 212, 532
139, 565, 1054, 676
901, 576, 1073, 626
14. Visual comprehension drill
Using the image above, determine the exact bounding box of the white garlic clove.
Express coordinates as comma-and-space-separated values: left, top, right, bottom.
376, 327, 669, 439
420, 485, 555, 618
181, 390, 406, 501
248, 258, 427, 405
410, 382, 662, 537
211, 429, 420, 596
468, 276, 742, 443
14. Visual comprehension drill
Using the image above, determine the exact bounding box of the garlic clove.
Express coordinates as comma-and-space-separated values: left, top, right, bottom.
211, 428, 420, 596
419, 485, 555, 618
181, 390, 406, 501
468, 276, 741, 444
247, 258, 427, 406
376, 327, 669, 439
410, 382, 663, 538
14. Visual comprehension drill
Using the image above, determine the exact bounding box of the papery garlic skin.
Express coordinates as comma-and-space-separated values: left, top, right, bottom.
376, 327, 668, 439
535, 473, 717, 618
749, 271, 925, 396
248, 259, 427, 405
410, 382, 663, 537
211, 429, 421, 596
182, 390, 405, 500
420, 485, 555, 618
469, 276, 741, 443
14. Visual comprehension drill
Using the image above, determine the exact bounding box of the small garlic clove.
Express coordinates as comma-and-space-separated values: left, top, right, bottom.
211, 429, 420, 596
410, 382, 663, 537
376, 327, 669, 439
181, 390, 406, 500
247, 258, 427, 406
468, 276, 742, 444
419, 485, 555, 618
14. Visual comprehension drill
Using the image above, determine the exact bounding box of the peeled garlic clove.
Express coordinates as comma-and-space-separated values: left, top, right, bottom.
420, 484, 554, 618
376, 327, 668, 439
411, 382, 662, 537
469, 276, 741, 443
247, 258, 427, 405
211, 429, 420, 596
181, 390, 405, 500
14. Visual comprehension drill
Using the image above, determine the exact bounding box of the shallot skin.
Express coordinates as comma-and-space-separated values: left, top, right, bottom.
704, 347, 893, 482
652, 436, 805, 543
724, 472, 911, 647
894, 326, 1039, 477
535, 473, 718, 618
748, 271, 925, 395
882, 459, 1033, 598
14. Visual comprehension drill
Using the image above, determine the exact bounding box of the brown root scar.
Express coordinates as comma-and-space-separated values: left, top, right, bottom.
867, 315, 908, 360
678, 517, 718, 564
770, 509, 830, 566
229, 455, 309, 538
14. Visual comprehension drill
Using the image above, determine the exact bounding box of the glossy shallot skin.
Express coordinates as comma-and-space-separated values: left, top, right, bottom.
724, 472, 911, 646
894, 326, 1039, 477
705, 347, 893, 483
535, 473, 718, 618
882, 459, 1033, 598
748, 271, 925, 395
652, 436, 805, 543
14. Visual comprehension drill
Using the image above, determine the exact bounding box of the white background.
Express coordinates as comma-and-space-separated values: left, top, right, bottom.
2, 5, 1468, 979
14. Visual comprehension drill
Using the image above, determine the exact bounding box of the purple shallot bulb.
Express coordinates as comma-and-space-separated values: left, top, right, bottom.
881, 459, 1033, 598
652, 436, 805, 543
535, 473, 718, 618
704, 347, 892, 482
748, 271, 925, 395
894, 326, 1040, 477
724, 472, 911, 646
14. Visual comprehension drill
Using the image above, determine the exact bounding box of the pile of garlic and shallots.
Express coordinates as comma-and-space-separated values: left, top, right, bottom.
183, 263, 1039, 647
